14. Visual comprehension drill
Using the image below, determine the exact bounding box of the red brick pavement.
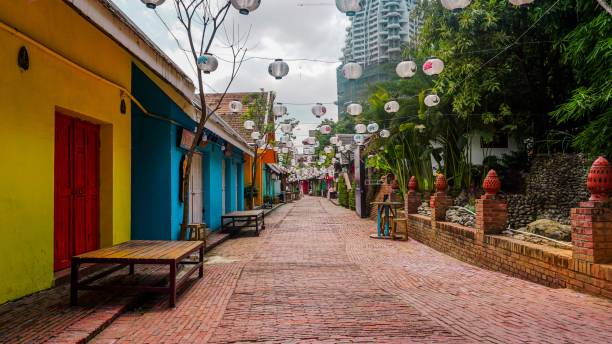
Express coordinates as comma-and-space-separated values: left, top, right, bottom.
85, 196, 610, 343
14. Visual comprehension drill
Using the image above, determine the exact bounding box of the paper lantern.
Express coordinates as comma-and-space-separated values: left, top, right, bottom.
509, 0, 534, 5
380, 129, 390, 138
320, 125, 332, 134
440, 0, 471, 10
305, 137, 316, 145
273, 104, 287, 117
141, 0, 165, 9
423, 58, 444, 76
355, 123, 367, 134
347, 103, 363, 116
197, 53, 218, 74
229, 100, 243, 113
281, 147, 289, 154
324, 146, 333, 154
354, 134, 365, 145
367, 123, 379, 133
251, 131, 261, 140
281, 123, 292, 134
286, 141, 294, 148
330, 136, 339, 145
384, 100, 400, 113
230, 0, 261, 15
424, 94, 440, 107
268, 59, 289, 80
342, 62, 363, 80
312, 103, 327, 118
396, 60, 417, 78
335, 0, 363, 16
243, 120, 255, 130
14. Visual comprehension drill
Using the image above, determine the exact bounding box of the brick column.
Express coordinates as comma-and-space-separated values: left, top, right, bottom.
405, 176, 421, 214
571, 156, 612, 264
475, 170, 508, 235
430, 174, 453, 222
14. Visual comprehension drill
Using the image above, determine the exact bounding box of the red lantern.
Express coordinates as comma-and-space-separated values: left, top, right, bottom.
435, 173, 447, 192
409, 176, 417, 192
483, 169, 501, 196
587, 156, 612, 202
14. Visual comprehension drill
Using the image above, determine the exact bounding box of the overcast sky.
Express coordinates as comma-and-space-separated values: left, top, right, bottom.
110, 0, 349, 141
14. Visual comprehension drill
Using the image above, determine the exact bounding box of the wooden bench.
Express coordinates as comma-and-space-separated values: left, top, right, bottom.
221, 210, 265, 236
71, 240, 204, 307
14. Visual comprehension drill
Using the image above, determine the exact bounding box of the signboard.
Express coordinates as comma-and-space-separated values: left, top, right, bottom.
180, 129, 208, 150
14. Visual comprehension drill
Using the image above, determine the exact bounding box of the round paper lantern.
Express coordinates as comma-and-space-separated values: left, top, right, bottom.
281, 147, 289, 154
305, 137, 316, 145
197, 53, 218, 74
324, 146, 333, 154
423, 58, 444, 76
424, 94, 440, 107
342, 62, 363, 80
320, 125, 332, 134
273, 146, 279, 152
312, 103, 327, 118
355, 123, 367, 134
380, 129, 390, 138
396, 60, 417, 78
509, 0, 534, 5
243, 120, 255, 130
273, 104, 287, 117
354, 134, 365, 145
268, 59, 289, 80
440, 0, 471, 10
229, 100, 243, 113
330, 136, 339, 145
286, 141, 294, 148
335, 0, 362, 16
335, 153, 341, 158
141, 0, 165, 9
281, 123, 292, 134
251, 131, 261, 140
367, 123, 379, 133
384, 100, 400, 113
347, 103, 363, 116
230, 0, 261, 15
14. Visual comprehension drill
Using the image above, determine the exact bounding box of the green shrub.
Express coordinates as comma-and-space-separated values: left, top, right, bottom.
349, 181, 356, 210
338, 177, 348, 207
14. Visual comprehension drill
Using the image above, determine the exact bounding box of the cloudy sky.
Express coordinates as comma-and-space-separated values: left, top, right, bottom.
110, 0, 349, 141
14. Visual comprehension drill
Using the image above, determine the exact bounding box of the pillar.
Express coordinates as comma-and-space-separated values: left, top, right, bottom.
405, 176, 421, 214
475, 170, 508, 236
571, 156, 612, 263
430, 173, 453, 222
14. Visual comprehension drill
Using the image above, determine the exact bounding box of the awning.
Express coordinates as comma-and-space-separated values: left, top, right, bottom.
266, 163, 284, 175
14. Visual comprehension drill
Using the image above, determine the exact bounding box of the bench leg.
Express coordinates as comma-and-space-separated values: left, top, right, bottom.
70, 260, 79, 306
199, 246, 204, 278
262, 214, 266, 230
255, 217, 259, 236
169, 262, 177, 307
129, 263, 134, 275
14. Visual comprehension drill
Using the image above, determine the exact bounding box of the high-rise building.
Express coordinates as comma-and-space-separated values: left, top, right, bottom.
337, 0, 420, 118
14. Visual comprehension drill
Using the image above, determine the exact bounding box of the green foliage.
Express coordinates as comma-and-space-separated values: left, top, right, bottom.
349, 181, 356, 210
338, 176, 348, 208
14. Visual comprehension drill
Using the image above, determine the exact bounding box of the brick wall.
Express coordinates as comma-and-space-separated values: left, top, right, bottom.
407, 215, 612, 298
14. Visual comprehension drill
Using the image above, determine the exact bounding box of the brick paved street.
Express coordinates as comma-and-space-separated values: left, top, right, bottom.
92, 196, 611, 343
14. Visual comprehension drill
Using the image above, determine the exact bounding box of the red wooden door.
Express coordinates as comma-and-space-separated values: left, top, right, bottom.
54, 113, 100, 271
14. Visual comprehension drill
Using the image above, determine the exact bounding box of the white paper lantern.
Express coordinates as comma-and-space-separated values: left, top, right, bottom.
423, 58, 445, 76
287, 141, 294, 148
197, 53, 218, 74
230, 0, 261, 15
424, 94, 441, 107
243, 120, 255, 130
229, 100, 243, 113
335, 153, 341, 158
396, 60, 417, 78
355, 123, 367, 134
273, 146, 279, 152
354, 134, 365, 145
141, 0, 165, 9
281, 147, 289, 154
384, 100, 400, 113
324, 146, 333, 154
380, 129, 391, 138
347, 103, 363, 116
281, 135, 290, 143
335, 0, 363, 16
440, 0, 472, 10
305, 137, 316, 145
280, 123, 292, 134
342, 62, 363, 80
320, 125, 332, 135
367, 123, 379, 133
273, 104, 287, 117
509, 0, 534, 5
312, 103, 327, 118
330, 136, 339, 145
251, 131, 261, 140
268, 59, 289, 80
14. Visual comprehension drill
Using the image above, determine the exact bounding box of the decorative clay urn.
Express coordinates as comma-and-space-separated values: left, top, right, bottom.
435, 173, 447, 192
587, 156, 612, 201
408, 176, 417, 193
483, 169, 501, 196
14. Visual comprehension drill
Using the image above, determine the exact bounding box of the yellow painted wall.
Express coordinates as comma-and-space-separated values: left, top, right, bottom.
0, 1, 133, 304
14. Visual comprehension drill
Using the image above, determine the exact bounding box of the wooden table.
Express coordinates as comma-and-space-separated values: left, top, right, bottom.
71, 240, 204, 307
221, 210, 265, 236
370, 201, 403, 239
